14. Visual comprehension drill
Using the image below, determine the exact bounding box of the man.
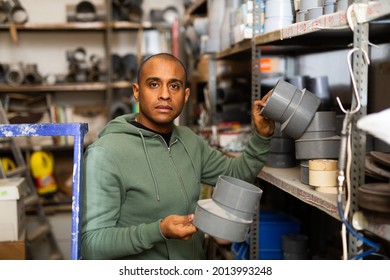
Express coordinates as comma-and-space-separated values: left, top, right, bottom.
81, 53, 274, 260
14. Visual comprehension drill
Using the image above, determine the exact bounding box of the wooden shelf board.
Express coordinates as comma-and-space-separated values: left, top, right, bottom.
0, 22, 106, 31
0, 81, 131, 93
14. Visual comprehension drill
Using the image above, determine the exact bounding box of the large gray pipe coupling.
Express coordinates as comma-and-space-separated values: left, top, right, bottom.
87, 54, 104, 82
5, 62, 24, 86
67, 2, 105, 22
67, 47, 87, 64
75, 1, 97, 22
0, 0, 11, 23
122, 53, 137, 82
7, 0, 28, 24
112, 0, 143, 22
0, 63, 9, 84
24, 64, 42, 84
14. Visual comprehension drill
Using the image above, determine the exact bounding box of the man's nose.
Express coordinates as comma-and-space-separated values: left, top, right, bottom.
159, 86, 171, 100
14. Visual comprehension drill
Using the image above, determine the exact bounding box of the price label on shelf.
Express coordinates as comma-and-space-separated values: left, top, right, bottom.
281, 11, 348, 39
354, 0, 390, 23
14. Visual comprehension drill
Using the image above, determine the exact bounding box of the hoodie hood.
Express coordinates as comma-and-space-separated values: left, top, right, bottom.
99, 113, 178, 141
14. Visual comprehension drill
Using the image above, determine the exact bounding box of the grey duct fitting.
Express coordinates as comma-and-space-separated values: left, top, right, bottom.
287, 75, 309, 90
281, 89, 321, 139
0, 63, 9, 84
67, 3, 105, 22
87, 54, 104, 82
300, 0, 324, 11
111, 53, 125, 81
0, 0, 10, 23
337, 0, 353, 12
149, 6, 178, 24
5, 62, 24, 86
87, 69, 100, 82
112, 0, 143, 22
265, 152, 297, 168
66, 71, 88, 83
279, 88, 304, 124
110, 101, 131, 120
262, 80, 321, 139
295, 135, 341, 160
122, 53, 137, 81
300, 160, 309, 184
193, 175, 262, 242
270, 137, 295, 154
161, 6, 178, 24
44, 74, 57, 85
261, 79, 302, 122
298, 131, 337, 140
305, 111, 337, 132
67, 47, 87, 64
89, 54, 101, 67
24, 64, 42, 84
282, 234, 309, 260
185, 24, 200, 57
194, 199, 253, 242
212, 176, 262, 215
193, 17, 209, 36
9, 1, 27, 24
306, 76, 331, 111
75, 1, 97, 22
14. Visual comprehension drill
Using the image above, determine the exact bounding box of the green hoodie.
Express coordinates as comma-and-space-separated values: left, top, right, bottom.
81, 113, 270, 260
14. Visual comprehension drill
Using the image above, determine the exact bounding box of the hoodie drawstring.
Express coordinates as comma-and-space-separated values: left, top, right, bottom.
137, 129, 161, 201
177, 137, 200, 185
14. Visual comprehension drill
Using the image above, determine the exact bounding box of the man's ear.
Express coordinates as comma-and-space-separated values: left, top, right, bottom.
184, 88, 190, 104
133, 83, 140, 101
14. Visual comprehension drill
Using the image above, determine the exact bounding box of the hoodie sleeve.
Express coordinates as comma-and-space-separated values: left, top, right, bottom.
81, 146, 166, 260
200, 131, 271, 186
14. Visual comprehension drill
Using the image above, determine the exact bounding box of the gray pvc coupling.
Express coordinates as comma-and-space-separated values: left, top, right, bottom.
193, 175, 263, 242
5, 62, 24, 86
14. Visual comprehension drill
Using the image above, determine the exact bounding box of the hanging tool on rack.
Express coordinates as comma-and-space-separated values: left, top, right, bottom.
336, 47, 381, 260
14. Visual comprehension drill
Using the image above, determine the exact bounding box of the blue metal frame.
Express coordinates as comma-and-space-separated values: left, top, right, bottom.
0, 123, 88, 260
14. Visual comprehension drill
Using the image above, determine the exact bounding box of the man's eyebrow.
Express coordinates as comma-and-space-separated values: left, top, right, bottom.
145, 77, 183, 86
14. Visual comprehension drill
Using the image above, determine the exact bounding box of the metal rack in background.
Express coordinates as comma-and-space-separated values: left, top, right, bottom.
0, 120, 88, 260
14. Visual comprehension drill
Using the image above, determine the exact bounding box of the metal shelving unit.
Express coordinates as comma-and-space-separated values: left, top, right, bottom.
252, 0, 390, 258
0, 2, 171, 113
197, 0, 390, 260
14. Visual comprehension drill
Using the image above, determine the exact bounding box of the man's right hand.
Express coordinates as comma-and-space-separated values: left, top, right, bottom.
160, 214, 197, 240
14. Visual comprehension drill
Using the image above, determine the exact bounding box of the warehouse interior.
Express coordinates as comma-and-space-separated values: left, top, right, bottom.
0, 0, 390, 261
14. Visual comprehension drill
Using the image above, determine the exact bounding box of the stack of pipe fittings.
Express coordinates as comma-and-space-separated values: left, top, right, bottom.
193, 175, 263, 242
295, 111, 340, 188
66, 1, 106, 22
261, 80, 344, 179
111, 53, 138, 82
287, 75, 332, 110
0, 62, 43, 86
264, 0, 295, 33
149, 6, 178, 24
282, 233, 309, 260
296, 0, 352, 22
0, 0, 28, 24
112, 0, 143, 22
265, 122, 296, 168
66, 47, 106, 83
261, 79, 321, 140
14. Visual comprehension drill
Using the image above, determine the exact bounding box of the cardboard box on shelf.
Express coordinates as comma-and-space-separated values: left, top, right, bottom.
0, 178, 26, 242
0, 232, 26, 260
